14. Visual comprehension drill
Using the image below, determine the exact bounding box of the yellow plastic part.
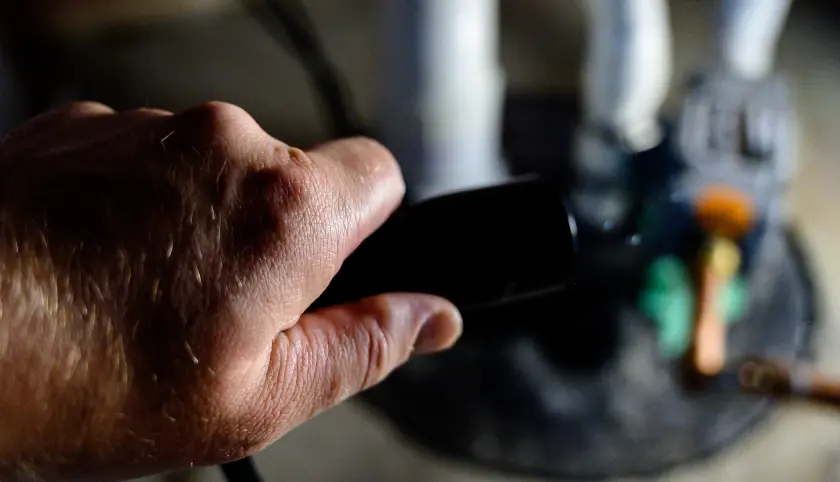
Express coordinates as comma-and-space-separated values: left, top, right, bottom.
692, 235, 743, 376
705, 236, 742, 279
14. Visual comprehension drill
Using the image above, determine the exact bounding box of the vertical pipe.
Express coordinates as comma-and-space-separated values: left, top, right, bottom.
578, 0, 672, 152
572, 0, 671, 232
715, 0, 793, 80
379, 0, 508, 202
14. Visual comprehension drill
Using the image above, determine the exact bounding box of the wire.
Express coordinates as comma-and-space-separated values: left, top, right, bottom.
221, 1, 367, 480
220, 457, 263, 482
242, 0, 368, 139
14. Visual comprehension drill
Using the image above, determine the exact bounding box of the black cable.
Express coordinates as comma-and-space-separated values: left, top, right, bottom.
220, 2, 367, 481
220, 457, 263, 482
243, 0, 368, 139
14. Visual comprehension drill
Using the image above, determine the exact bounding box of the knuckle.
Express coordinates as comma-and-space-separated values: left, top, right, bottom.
221, 161, 327, 273
354, 299, 402, 389
9, 101, 114, 138
243, 145, 328, 218
305, 313, 392, 416
187, 101, 252, 127
242, 164, 321, 227
272, 147, 326, 209
311, 329, 352, 414
360, 318, 391, 389
174, 101, 258, 152
59, 100, 115, 116
276, 142, 318, 172
270, 327, 340, 429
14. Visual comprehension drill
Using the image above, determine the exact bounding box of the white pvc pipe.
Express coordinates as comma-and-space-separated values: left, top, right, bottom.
715, 0, 793, 80
379, 0, 508, 201
578, 0, 672, 152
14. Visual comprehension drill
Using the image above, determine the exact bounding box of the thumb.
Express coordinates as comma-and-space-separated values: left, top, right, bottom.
263, 293, 461, 434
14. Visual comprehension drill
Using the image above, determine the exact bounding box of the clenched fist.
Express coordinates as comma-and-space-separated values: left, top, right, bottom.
0, 102, 462, 481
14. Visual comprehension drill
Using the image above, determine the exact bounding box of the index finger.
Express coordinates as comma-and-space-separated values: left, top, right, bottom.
233, 136, 406, 339
288, 136, 407, 311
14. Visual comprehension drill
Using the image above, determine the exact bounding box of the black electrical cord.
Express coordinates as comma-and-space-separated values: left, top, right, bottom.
220, 457, 264, 482
220, 1, 366, 481
243, 0, 368, 139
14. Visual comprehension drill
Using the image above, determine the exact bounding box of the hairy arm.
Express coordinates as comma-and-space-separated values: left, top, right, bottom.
0, 102, 462, 481
0, 203, 132, 479
0, 142, 220, 478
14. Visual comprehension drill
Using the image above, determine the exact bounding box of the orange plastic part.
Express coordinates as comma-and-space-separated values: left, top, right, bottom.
689, 184, 750, 377
693, 185, 755, 240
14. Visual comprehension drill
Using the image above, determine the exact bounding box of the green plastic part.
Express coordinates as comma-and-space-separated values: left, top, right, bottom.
638, 256, 748, 358
639, 257, 694, 357
721, 276, 748, 326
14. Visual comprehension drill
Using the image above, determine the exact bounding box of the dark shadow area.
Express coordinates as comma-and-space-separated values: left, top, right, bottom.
502, 92, 578, 183
537, 281, 622, 374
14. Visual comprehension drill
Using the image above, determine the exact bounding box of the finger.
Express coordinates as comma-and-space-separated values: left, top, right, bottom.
25, 101, 116, 134
164, 103, 405, 333
302, 136, 406, 266
262, 293, 462, 436
170, 101, 264, 153
237, 136, 406, 331
4, 103, 170, 155
3, 101, 116, 147
32, 101, 116, 123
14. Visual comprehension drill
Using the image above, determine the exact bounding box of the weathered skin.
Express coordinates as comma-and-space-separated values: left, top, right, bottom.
0, 101, 462, 481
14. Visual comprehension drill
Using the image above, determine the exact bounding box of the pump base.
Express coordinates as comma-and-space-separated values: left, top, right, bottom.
360, 92, 818, 479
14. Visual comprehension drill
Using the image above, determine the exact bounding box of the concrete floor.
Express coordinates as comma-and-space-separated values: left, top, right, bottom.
46, 1, 840, 481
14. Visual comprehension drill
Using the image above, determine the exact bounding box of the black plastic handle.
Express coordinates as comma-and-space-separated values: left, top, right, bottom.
308, 178, 577, 316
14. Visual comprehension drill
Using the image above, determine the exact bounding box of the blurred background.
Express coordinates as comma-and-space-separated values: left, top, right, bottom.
3, 0, 840, 480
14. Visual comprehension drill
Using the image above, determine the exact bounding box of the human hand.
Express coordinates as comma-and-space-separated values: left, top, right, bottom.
0, 101, 462, 481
